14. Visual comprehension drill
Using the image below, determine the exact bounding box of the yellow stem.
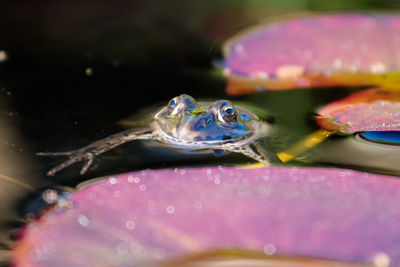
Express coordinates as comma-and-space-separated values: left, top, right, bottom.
277, 129, 334, 163
0, 174, 35, 191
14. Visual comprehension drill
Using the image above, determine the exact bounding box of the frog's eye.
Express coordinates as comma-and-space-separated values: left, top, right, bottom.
167, 94, 197, 115
180, 94, 197, 111
218, 102, 237, 124
168, 97, 179, 113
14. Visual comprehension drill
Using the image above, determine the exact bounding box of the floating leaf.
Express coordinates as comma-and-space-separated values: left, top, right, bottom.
317, 88, 400, 133
12, 166, 400, 266
223, 14, 400, 95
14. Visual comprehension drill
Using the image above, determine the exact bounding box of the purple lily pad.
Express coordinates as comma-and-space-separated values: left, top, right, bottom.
223, 14, 400, 95
317, 88, 400, 133
12, 166, 400, 266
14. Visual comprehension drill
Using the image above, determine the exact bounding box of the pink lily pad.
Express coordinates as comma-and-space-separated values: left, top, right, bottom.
11, 166, 400, 266
223, 14, 400, 95
316, 88, 400, 133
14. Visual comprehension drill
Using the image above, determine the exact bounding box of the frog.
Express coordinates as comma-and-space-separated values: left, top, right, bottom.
38, 94, 272, 175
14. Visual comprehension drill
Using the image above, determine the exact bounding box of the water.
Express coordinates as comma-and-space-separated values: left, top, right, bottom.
1, 0, 400, 265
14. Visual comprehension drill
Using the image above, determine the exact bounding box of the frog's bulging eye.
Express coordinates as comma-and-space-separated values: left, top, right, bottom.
167, 96, 179, 114
167, 94, 197, 115
225, 107, 234, 115
168, 97, 178, 108
218, 102, 237, 124
181, 95, 196, 111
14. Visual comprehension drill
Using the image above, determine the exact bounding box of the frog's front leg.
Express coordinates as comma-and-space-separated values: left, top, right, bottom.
37, 127, 154, 176
229, 143, 278, 167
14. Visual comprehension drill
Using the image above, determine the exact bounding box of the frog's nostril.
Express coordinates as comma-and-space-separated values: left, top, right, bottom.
194, 119, 207, 130
199, 119, 208, 128
222, 135, 232, 140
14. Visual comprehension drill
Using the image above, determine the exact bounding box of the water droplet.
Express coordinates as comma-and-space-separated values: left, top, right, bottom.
84, 192, 94, 200
276, 64, 304, 79
194, 201, 202, 209
108, 177, 118, 185
234, 44, 245, 54
372, 252, 390, 267
96, 199, 104, 206
85, 67, 93, 76
0, 50, 8, 62
166, 205, 175, 214
333, 58, 342, 69
253, 71, 269, 79
77, 215, 90, 227
263, 244, 276, 255
125, 220, 136, 230
370, 62, 386, 74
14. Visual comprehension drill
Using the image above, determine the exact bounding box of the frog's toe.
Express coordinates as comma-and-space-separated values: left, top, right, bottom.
46, 157, 81, 176
37, 151, 73, 157
79, 152, 96, 175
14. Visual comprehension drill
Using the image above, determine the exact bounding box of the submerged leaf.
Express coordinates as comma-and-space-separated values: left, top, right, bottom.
11, 166, 400, 266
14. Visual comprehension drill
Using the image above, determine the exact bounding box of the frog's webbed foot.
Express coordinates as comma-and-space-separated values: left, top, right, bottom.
37, 150, 97, 176
38, 127, 154, 176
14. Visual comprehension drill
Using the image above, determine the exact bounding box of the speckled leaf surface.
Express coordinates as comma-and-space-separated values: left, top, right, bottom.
317, 88, 400, 133
12, 167, 400, 266
223, 14, 400, 95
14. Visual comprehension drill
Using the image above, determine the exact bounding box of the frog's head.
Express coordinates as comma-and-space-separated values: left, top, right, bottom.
154, 94, 268, 148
